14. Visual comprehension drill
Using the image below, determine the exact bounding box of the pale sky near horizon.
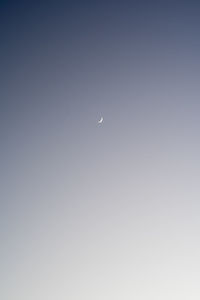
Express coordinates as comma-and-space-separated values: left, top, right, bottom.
1, 1, 200, 299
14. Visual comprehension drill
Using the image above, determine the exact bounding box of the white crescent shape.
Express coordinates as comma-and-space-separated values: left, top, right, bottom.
98, 117, 103, 124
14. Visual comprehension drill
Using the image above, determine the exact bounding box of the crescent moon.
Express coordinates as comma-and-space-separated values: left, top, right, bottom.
98, 117, 103, 124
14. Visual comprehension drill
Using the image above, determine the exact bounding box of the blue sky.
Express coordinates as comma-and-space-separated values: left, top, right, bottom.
1, 1, 200, 299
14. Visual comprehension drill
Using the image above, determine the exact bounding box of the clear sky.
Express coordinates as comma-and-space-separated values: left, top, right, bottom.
1, 1, 200, 299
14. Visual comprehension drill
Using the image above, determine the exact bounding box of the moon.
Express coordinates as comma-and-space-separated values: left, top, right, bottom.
98, 117, 103, 124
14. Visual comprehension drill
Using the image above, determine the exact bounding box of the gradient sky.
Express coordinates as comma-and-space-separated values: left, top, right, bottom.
1, 1, 200, 299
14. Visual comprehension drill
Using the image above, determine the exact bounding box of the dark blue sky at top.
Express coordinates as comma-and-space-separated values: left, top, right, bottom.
1, 0, 200, 129
1, 1, 200, 38
1, 0, 200, 77
1, 0, 200, 78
